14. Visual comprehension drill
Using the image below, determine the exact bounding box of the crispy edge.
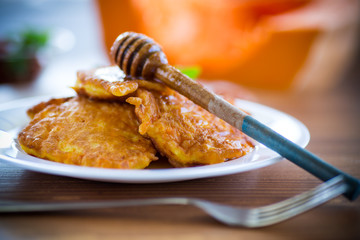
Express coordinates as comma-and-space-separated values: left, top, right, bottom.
26, 97, 72, 119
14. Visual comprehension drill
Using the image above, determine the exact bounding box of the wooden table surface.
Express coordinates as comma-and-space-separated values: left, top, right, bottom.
1, 71, 360, 240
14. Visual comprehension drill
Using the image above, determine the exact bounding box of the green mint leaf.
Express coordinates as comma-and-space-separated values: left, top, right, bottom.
178, 66, 202, 80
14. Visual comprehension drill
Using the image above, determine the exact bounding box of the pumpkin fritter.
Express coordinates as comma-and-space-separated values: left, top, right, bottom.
20, 66, 254, 169
126, 88, 254, 167
18, 97, 158, 169
74, 66, 165, 100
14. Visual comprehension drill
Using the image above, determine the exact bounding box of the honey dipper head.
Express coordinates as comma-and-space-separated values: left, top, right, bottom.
111, 32, 168, 79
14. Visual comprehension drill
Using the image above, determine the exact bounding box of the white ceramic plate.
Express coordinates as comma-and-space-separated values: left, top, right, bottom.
0, 96, 310, 183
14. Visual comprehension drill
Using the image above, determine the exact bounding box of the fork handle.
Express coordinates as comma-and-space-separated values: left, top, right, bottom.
242, 116, 360, 201
0, 198, 190, 213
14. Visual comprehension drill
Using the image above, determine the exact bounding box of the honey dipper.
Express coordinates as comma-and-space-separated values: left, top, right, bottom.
111, 32, 360, 200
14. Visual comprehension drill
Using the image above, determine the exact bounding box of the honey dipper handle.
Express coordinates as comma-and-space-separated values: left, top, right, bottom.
155, 65, 248, 129
155, 64, 360, 201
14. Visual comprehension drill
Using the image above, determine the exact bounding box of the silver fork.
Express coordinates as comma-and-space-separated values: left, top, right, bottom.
0, 175, 347, 227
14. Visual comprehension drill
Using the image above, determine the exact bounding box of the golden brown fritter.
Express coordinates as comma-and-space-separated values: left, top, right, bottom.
74, 66, 165, 101
126, 88, 254, 167
18, 97, 157, 169
20, 66, 253, 168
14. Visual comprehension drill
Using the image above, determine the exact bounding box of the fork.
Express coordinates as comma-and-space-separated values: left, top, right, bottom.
0, 175, 348, 227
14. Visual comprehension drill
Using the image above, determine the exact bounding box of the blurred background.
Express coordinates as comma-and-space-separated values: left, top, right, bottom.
0, 0, 107, 102
0, 0, 359, 103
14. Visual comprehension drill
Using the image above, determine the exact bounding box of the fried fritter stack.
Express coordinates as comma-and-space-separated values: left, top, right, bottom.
18, 66, 254, 169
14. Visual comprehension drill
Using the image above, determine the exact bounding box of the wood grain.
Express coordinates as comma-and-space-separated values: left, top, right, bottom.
1, 77, 359, 239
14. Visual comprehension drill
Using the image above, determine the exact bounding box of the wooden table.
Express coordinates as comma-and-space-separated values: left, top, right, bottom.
1, 72, 359, 240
